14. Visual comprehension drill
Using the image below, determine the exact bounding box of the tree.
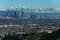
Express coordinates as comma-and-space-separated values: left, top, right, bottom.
2, 33, 21, 40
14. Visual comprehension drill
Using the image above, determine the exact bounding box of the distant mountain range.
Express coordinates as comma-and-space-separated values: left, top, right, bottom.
0, 7, 60, 13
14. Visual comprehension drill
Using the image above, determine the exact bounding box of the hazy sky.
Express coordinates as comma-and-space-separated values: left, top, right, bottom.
0, 0, 60, 8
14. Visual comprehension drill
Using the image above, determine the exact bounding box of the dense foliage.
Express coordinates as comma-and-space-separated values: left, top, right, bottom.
0, 29, 60, 40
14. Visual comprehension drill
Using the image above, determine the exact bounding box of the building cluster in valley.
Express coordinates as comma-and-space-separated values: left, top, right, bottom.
0, 7, 60, 37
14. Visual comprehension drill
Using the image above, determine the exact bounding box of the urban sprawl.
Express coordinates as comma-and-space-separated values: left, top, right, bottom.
0, 7, 60, 38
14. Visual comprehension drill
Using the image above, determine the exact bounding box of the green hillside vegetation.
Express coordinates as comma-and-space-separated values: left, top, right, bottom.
0, 29, 60, 40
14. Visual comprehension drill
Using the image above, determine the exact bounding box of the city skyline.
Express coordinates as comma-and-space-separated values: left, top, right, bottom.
0, 0, 60, 9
